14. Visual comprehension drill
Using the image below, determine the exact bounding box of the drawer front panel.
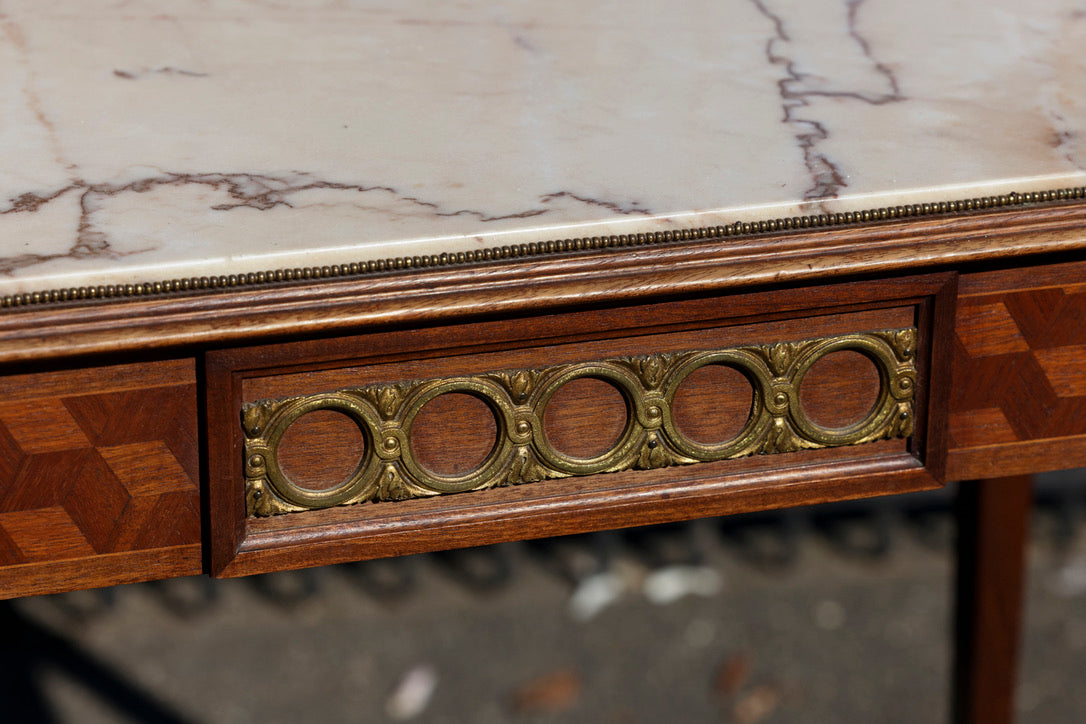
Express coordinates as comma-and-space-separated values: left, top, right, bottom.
0, 359, 202, 598
208, 275, 953, 577
949, 260, 1086, 478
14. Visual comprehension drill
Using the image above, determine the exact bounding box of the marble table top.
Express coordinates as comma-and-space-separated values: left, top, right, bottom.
2, 0, 1084, 299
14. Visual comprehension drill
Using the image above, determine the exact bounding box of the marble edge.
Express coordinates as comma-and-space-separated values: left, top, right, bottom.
4, 172, 1086, 304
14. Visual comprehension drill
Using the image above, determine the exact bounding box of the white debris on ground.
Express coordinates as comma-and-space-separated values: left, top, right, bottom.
385, 664, 438, 720
568, 564, 725, 620
643, 566, 724, 605
567, 571, 627, 621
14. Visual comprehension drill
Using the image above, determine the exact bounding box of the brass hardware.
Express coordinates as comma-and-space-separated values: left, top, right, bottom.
4, 187, 1083, 308
242, 327, 918, 517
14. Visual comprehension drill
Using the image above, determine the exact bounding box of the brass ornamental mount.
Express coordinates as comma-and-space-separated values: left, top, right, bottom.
4, 187, 1083, 308
241, 328, 918, 517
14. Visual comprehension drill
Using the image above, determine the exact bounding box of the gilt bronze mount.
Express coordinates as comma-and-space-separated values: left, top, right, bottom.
242, 328, 918, 517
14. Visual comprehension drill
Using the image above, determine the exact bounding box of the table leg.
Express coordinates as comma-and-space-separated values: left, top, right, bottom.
953, 475, 1032, 724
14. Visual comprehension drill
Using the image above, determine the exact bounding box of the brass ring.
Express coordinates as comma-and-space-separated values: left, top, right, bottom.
398, 377, 516, 494
788, 336, 899, 446
532, 363, 644, 475
661, 350, 773, 460
261, 392, 383, 508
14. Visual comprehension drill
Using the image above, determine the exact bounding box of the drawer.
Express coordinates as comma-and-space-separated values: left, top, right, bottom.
206, 274, 954, 577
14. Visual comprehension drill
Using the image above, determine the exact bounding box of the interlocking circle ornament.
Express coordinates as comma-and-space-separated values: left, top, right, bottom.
242, 328, 919, 516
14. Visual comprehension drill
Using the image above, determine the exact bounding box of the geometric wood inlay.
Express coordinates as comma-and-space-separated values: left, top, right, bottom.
0, 360, 201, 582
1033, 346, 1086, 398
951, 284, 1086, 450
0, 399, 90, 454
954, 302, 1030, 358
947, 407, 1018, 449
0, 507, 97, 563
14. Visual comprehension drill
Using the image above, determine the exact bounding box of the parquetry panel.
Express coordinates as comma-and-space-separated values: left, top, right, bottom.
0, 399, 90, 453
951, 286, 1086, 450
0, 361, 200, 575
0, 508, 97, 562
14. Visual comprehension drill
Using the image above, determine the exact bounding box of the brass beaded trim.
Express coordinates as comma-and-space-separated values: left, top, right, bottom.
241, 327, 918, 517
4, 187, 1084, 309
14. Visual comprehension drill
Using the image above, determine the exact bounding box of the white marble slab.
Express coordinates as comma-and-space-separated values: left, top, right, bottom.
1, 0, 1084, 296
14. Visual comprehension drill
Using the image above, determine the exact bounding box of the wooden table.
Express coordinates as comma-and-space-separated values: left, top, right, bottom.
2, 2, 1084, 721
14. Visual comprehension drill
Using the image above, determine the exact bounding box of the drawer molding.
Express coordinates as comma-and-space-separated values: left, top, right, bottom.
241, 327, 917, 517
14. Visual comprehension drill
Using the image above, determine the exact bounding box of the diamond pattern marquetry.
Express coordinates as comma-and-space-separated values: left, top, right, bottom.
0, 363, 200, 573
951, 285, 1086, 450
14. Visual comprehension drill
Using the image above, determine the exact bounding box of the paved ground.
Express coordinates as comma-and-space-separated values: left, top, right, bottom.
3, 474, 1085, 723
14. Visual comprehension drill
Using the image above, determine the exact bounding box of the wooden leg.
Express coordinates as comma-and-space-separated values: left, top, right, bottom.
953, 475, 1032, 724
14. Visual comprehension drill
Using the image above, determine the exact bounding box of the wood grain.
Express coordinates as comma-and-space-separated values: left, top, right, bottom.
278, 410, 367, 491
799, 350, 882, 429
671, 364, 753, 444
0, 359, 202, 599
542, 377, 628, 460
238, 297, 917, 402
0, 546, 201, 600
411, 392, 498, 476
224, 450, 933, 577
947, 261, 1086, 479
953, 475, 1032, 724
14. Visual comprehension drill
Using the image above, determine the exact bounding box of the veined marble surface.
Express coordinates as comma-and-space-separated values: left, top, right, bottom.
1, 0, 1084, 296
